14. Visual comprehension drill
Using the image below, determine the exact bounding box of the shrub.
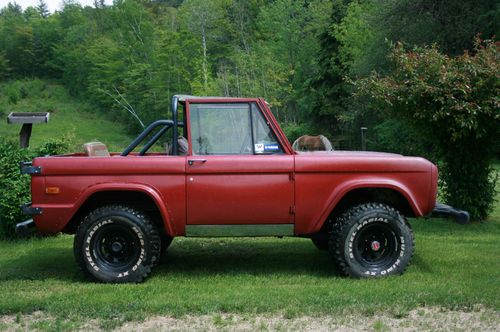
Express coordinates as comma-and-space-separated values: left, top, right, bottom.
369, 119, 435, 158
36, 136, 72, 156
0, 137, 72, 239
355, 39, 499, 220
5, 82, 21, 105
0, 140, 32, 239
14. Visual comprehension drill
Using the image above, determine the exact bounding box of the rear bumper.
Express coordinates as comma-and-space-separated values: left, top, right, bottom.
431, 203, 470, 224
15, 219, 36, 237
21, 202, 43, 216
16, 202, 42, 237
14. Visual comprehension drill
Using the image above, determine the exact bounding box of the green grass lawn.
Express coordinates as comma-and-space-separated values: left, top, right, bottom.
0, 80, 132, 152
0, 174, 499, 330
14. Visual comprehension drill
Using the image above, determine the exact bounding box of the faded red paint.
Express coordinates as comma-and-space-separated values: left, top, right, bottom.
29, 97, 438, 236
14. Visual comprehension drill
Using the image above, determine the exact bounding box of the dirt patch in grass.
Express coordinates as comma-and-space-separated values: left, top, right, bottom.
117, 307, 499, 331
1, 307, 498, 331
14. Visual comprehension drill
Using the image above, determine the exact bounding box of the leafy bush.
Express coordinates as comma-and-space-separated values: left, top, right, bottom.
0, 137, 72, 239
0, 140, 32, 239
5, 82, 21, 105
369, 119, 435, 158
36, 136, 72, 156
355, 39, 499, 220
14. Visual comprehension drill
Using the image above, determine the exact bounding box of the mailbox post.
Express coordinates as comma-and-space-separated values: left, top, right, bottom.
7, 112, 50, 148
361, 127, 367, 151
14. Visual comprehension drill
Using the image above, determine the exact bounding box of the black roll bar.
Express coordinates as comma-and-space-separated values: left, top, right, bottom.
121, 120, 174, 156
172, 95, 179, 156
139, 125, 170, 156
121, 96, 182, 156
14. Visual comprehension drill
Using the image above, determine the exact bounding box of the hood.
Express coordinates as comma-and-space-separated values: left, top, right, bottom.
294, 150, 433, 173
295, 150, 403, 158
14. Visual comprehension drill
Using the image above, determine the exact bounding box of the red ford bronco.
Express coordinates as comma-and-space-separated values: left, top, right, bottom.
18, 95, 468, 283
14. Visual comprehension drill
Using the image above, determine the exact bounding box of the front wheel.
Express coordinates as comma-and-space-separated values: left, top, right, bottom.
74, 205, 161, 283
329, 203, 414, 278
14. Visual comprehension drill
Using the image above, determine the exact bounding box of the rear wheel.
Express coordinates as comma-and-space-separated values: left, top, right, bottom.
74, 205, 161, 283
329, 203, 414, 278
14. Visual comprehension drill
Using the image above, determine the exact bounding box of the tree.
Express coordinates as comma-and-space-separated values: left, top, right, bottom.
308, 0, 352, 132
180, 0, 230, 93
36, 0, 50, 18
355, 39, 499, 220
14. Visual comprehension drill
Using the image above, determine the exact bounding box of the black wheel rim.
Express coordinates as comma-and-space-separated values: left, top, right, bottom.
352, 222, 400, 269
91, 220, 141, 271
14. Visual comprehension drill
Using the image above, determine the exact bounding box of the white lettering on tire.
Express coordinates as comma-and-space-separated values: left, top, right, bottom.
83, 218, 146, 277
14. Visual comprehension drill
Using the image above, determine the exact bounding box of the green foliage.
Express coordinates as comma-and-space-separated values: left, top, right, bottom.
0, 136, 73, 239
36, 135, 73, 156
5, 81, 21, 104
0, 0, 335, 133
369, 119, 434, 158
0, 140, 32, 239
2, 79, 48, 106
0, 51, 10, 79
355, 40, 500, 220
308, 0, 353, 132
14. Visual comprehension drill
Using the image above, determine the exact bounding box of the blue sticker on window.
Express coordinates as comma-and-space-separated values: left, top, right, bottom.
264, 144, 280, 152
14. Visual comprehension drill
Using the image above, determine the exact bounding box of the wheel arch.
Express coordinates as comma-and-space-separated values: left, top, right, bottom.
315, 182, 421, 234
62, 184, 175, 236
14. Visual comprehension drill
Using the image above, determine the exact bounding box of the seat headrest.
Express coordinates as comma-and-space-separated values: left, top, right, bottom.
84, 142, 110, 157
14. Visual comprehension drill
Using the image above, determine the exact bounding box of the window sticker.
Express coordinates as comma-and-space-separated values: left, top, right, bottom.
255, 143, 264, 153
264, 144, 280, 152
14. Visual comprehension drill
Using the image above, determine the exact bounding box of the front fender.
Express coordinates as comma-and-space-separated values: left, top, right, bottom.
33, 183, 175, 236
297, 178, 424, 235
73, 183, 176, 236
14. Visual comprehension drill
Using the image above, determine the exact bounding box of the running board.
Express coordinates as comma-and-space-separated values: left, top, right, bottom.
185, 224, 294, 237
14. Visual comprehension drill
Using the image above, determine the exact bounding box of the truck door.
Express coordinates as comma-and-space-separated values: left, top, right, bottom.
185, 101, 294, 236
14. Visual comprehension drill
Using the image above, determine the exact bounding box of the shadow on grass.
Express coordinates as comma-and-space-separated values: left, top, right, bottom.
0, 238, 341, 282
156, 238, 340, 278
0, 246, 81, 282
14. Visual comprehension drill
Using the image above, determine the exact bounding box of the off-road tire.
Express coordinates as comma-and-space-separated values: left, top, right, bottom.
311, 238, 329, 251
74, 205, 161, 283
151, 235, 173, 267
329, 203, 414, 278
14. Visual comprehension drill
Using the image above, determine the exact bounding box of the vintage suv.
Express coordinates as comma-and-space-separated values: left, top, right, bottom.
17, 95, 467, 283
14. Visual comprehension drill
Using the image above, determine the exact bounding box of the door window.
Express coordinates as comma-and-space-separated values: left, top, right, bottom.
190, 102, 282, 155
251, 103, 282, 154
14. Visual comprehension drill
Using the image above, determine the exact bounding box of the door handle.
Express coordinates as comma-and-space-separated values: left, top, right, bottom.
188, 159, 207, 166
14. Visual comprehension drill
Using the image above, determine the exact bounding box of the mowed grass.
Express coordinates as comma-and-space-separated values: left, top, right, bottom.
0, 80, 132, 152
0, 171, 499, 329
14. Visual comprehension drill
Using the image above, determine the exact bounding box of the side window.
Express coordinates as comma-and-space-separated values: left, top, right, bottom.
190, 103, 252, 155
251, 103, 283, 154
190, 102, 283, 155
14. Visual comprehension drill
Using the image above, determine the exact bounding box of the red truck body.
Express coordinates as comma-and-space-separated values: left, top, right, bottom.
29, 97, 437, 236
30, 151, 437, 235
20, 95, 443, 282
